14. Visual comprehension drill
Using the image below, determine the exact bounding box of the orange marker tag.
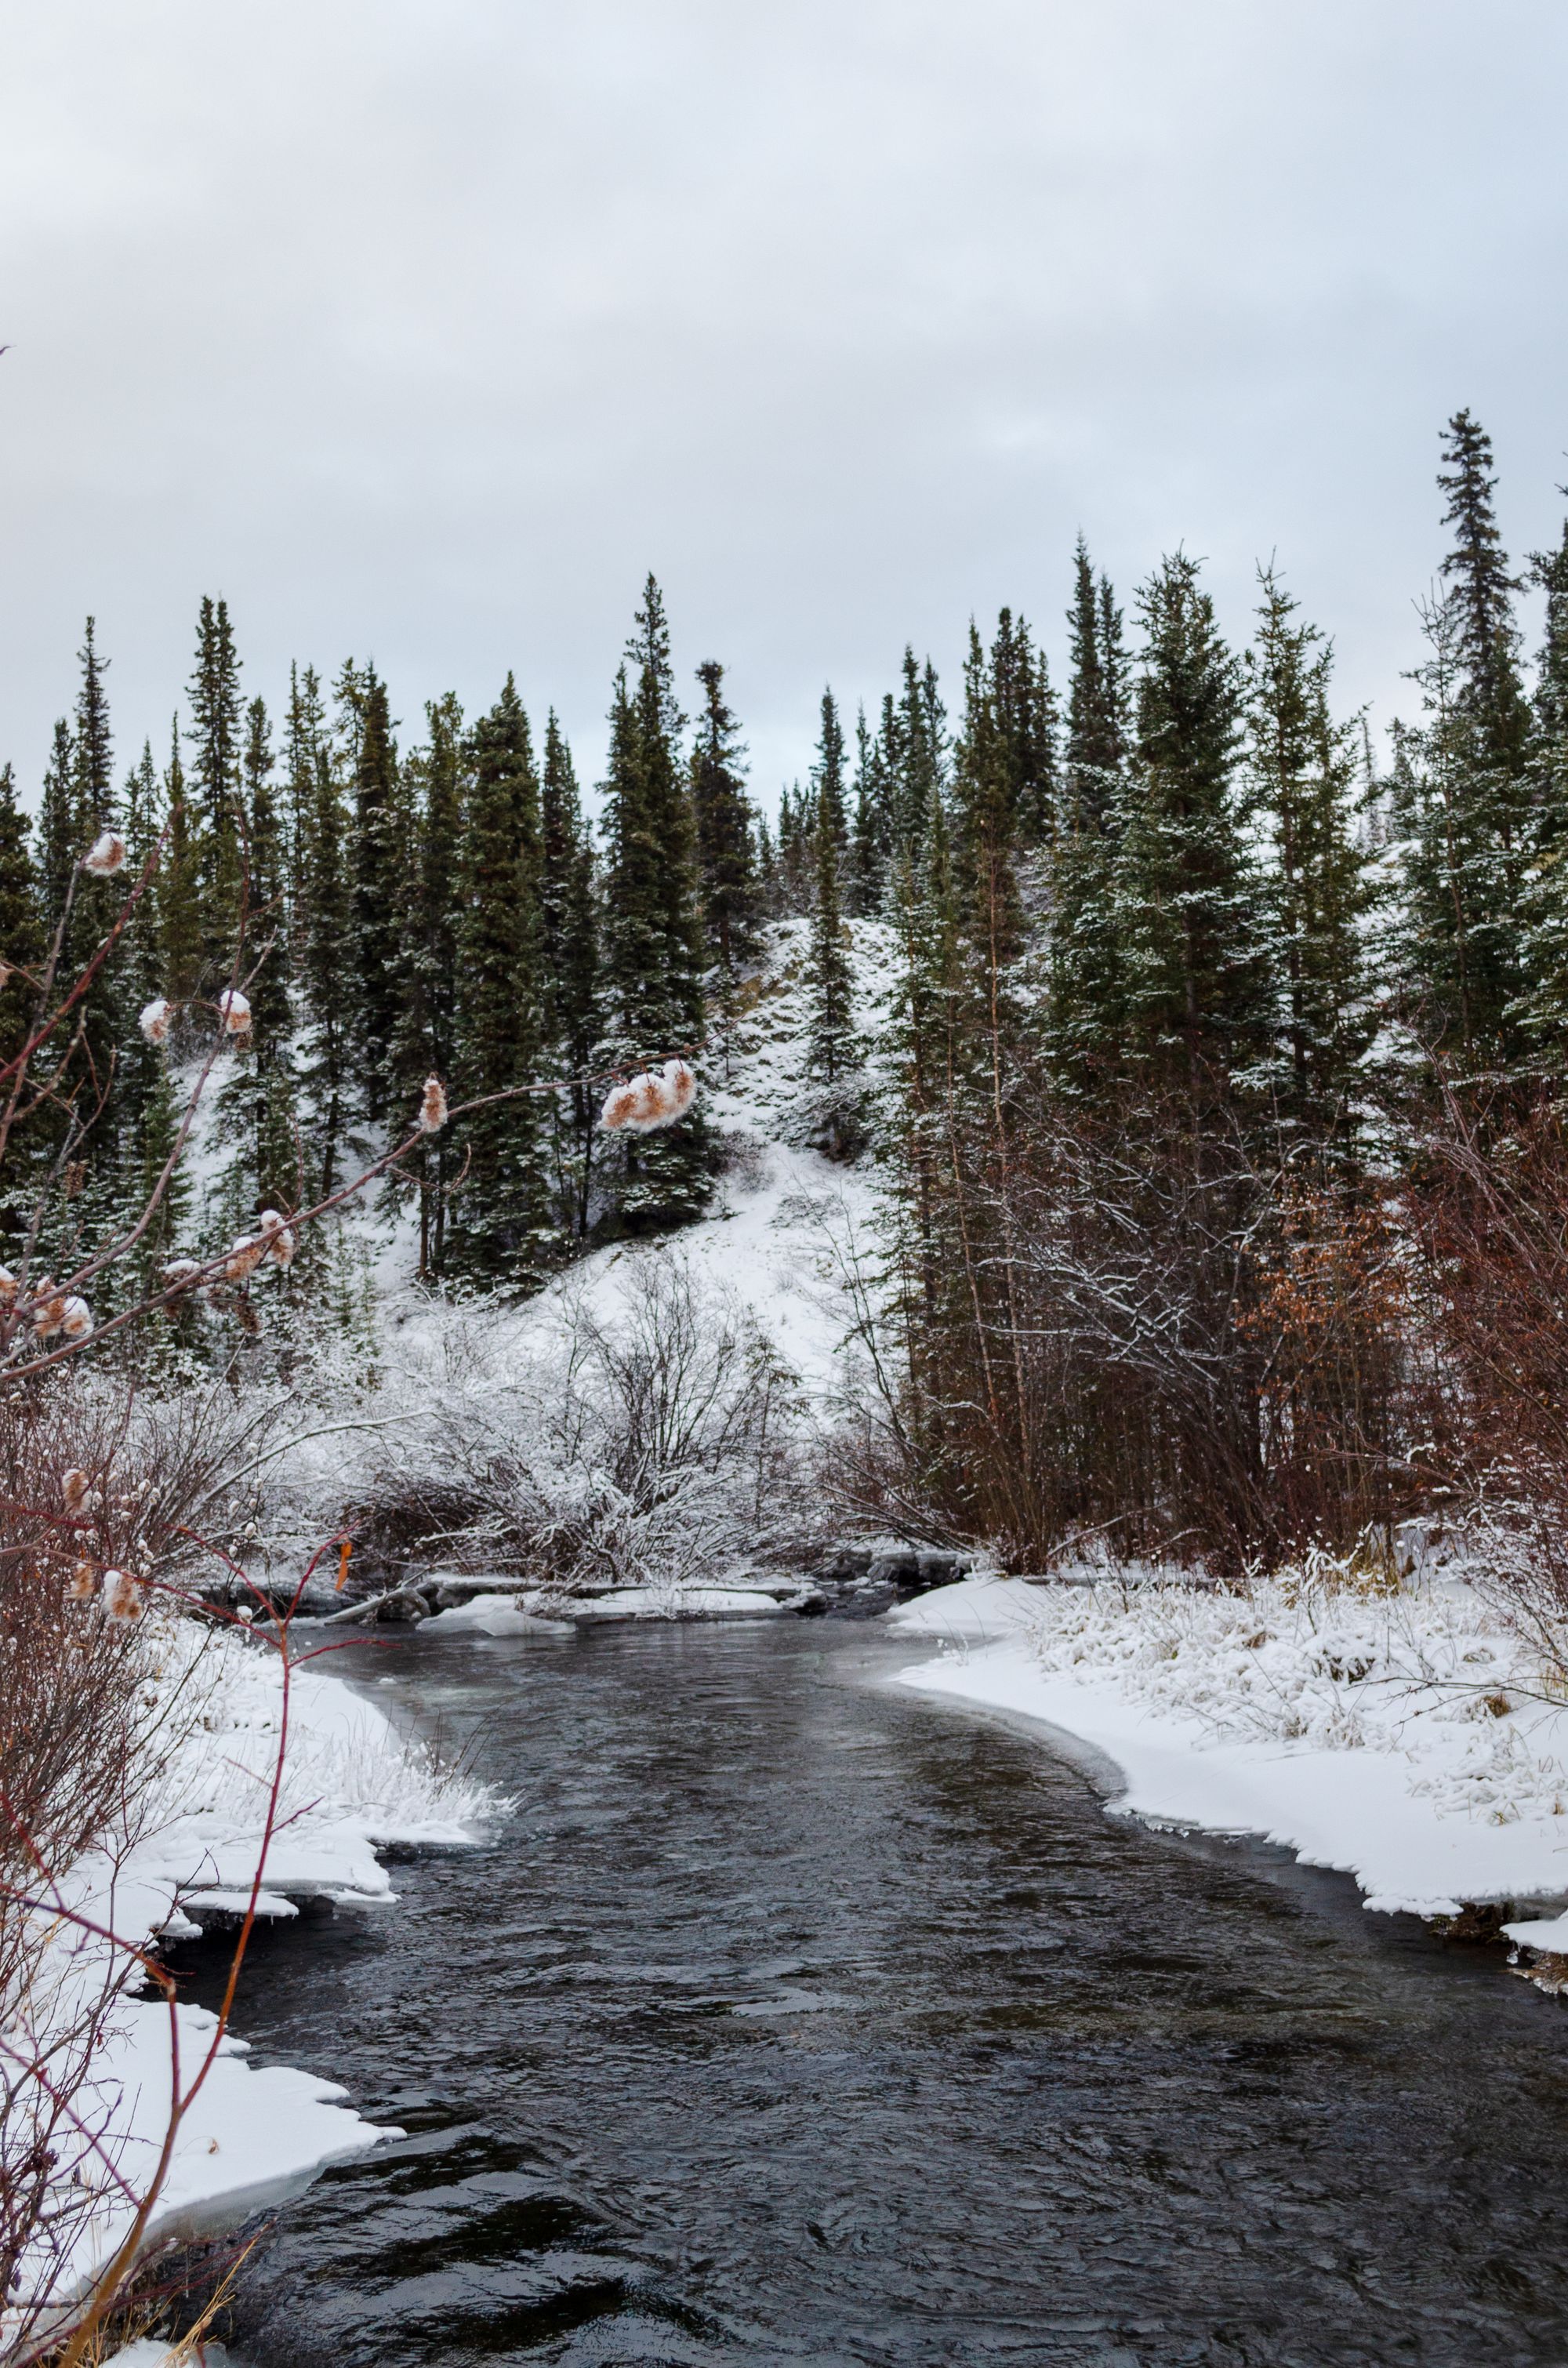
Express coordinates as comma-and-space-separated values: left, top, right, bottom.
335, 1538, 352, 1593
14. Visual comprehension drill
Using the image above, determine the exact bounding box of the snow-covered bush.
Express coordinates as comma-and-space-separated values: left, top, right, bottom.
336, 1258, 825, 1593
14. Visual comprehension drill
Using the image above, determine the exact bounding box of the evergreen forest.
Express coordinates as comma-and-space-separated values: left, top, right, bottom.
10, 409, 1568, 1572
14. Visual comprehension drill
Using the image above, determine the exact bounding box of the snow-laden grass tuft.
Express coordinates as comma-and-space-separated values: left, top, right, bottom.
1022, 1567, 1568, 1829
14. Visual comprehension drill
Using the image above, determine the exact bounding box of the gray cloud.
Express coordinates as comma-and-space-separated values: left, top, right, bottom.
1, 0, 1564, 803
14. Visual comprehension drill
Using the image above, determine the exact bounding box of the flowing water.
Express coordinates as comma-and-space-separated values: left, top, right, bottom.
172, 1617, 1568, 2367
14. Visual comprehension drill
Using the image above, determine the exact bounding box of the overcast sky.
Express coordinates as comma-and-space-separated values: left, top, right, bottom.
1, 0, 1565, 810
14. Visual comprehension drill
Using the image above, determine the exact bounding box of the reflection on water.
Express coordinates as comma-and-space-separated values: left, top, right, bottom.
170, 1620, 1568, 2366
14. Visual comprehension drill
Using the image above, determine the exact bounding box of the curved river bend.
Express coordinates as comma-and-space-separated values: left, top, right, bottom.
175, 1618, 1568, 2366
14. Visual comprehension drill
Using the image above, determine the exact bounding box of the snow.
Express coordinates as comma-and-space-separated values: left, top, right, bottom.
891, 1571, 1568, 1924
6, 1616, 503, 2344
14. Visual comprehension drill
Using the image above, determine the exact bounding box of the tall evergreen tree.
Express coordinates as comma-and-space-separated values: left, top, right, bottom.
1518, 517, 1568, 1051
120, 743, 188, 1298
186, 596, 244, 965
690, 660, 758, 986
446, 674, 549, 1279
539, 710, 601, 1235
220, 696, 298, 1213
597, 578, 708, 1227
1119, 552, 1270, 1095
36, 718, 78, 948
1245, 568, 1374, 1142
0, 765, 42, 1077
351, 669, 407, 1122
806, 692, 856, 1120
1047, 547, 1131, 1082
68, 622, 126, 1183
158, 720, 204, 1007
292, 674, 354, 1199
1393, 413, 1532, 1066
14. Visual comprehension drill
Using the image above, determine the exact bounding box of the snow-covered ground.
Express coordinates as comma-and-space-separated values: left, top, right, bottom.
5, 1615, 500, 2352
890, 1571, 1568, 1959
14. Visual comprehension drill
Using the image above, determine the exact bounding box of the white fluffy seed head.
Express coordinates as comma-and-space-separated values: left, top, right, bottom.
82, 830, 127, 877
162, 1257, 201, 1291
60, 1295, 93, 1341
102, 1569, 143, 1623
659, 1059, 696, 1120
139, 996, 173, 1044
259, 1211, 295, 1267
62, 1466, 90, 1513
225, 1236, 265, 1282
599, 1059, 698, 1135
217, 989, 251, 1034
0, 1266, 16, 1306
31, 1295, 65, 1340
67, 1560, 98, 1603
417, 1074, 448, 1133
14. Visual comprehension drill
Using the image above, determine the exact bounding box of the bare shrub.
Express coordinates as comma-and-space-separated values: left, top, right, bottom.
352, 1259, 823, 1593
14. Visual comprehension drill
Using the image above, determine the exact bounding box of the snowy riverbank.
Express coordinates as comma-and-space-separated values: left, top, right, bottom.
890, 1571, 1568, 1970
6, 1619, 499, 2350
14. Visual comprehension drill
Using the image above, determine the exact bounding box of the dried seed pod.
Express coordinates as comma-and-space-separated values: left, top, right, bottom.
599, 1059, 696, 1134
139, 997, 174, 1044
0, 1266, 16, 1306
102, 1568, 144, 1623
216, 989, 251, 1034
62, 1468, 90, 1513
162, 1257, 202, 1291
225, 1236, 266, 1283
32, 1294, 66, 1339
659, 1058, 696, 1120
60, 1296, 93, 1341
256, 1210, 295, 1266
67, 1560, 99, 1603
418, 1074, 448, 1132
83, 830, 127, 876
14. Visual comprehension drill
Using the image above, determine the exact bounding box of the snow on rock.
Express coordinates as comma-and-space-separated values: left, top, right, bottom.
891, 1572, 1568, 1921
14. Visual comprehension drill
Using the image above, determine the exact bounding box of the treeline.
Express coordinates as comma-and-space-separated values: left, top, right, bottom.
8, 409, 1568, 1574
1, 579, 771, 1298
838, 409, 1568, 1569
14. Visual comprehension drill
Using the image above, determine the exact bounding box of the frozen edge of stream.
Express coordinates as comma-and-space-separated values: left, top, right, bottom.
888, 1574, 1568, 1963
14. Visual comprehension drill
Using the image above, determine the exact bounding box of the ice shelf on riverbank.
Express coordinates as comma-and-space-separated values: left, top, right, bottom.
890, 1573, 1568, 1936
7, 1625, 500, 2348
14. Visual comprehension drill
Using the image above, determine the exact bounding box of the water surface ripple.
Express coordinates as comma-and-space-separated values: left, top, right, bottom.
177, 1619, 1568, 2366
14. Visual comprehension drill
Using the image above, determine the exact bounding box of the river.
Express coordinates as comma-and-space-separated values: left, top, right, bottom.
170, 1615, 1568, 2366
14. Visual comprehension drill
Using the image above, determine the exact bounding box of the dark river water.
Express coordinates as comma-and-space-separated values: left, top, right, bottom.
172, 1616, 1568, 2368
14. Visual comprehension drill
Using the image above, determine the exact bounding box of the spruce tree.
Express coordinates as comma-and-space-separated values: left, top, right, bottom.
1518, 518, 1568, 1051
0, 765, 42, 1077
1118, 551, 1270, 1097
1393, 413, 1532, 1066
186, 595, 244, 966
806, 692, 857, 1141
690, 660, 758, 986
446, 674, 549, 1280
848, 705, 886, 914
222, 696, 298, 1213
1245, 568, 1374, 1144
1047, 546, 1131, 1084
597, 578, 708, 1227
387, 692, 466, 1270
158, 721, 204, 1009
36, 719, 79, 949
120, 744, 188, 1299
293, 677, 354, 1198
539, 710, 600, 1235
69, 621, 126, 1189
350, 669, 407, 1122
